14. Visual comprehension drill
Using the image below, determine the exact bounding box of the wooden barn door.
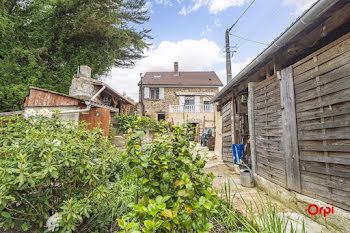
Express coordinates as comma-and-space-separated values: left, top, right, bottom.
222, 101, 233, 163
292, 32, 350, 210
252, 75, 288, 188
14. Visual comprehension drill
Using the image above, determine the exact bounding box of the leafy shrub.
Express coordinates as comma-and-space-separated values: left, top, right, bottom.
116, 115, 170, 133
0, 114, 134, 232
117, 123, 218, 232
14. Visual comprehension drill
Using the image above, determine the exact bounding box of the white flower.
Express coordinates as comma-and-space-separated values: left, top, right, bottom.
12, 142, 19, 148
23, 109, 36, 119
45, 139, 61, 146
52, 139, 61, 146
46, 213, 62, 232
37, 108, 52, 118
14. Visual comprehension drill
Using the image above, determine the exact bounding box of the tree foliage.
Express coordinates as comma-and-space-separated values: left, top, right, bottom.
0, 0, 151, 112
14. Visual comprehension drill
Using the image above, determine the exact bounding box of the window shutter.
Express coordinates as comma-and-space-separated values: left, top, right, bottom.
179, 96, 185, 112
195, 96, 200, 112
144, 87, 149, 99
159, 88, 164, 99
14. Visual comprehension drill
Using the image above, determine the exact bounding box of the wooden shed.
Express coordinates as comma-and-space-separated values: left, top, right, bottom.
211, 0, 350, 211
23, 66, 135, 137
24, 87, 115, 136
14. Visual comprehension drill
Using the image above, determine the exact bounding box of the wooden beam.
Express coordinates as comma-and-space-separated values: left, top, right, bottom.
248, 82, 257, 174
279, 66, 301, 192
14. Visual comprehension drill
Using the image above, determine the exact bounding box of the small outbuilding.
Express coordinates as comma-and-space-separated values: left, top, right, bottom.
24, 66, 135, 136
211, 0, 350, 216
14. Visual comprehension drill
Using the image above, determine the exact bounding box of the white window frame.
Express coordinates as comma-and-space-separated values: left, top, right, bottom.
150, 88, 160, 99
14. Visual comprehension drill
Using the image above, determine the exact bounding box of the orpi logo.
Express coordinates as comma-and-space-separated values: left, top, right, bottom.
308, 204, 334, 217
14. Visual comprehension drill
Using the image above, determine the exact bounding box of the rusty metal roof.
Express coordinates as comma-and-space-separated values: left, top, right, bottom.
26, 87, 133, 110
140, 71, 223, 86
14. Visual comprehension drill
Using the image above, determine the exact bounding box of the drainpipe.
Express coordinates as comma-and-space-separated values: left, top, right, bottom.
58, 101, 91, 114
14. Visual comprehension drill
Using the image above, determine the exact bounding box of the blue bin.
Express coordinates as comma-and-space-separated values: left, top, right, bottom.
232, 144, 244, 164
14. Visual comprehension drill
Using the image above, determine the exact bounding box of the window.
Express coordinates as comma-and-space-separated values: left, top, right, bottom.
184, 96, 194, 105
204, 100, 210, 105
184, 96, 195, 112
150, 88, 159, 99
157, 113, 165, 121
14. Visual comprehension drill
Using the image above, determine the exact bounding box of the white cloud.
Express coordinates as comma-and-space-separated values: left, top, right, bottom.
214, 18, 221, 27
106, 39, 225, 100
200, 18, 221, 37
155, 0, 172, 6
283, 0, 317, 15
200, 25, 213, 37
180, 0, 247, 15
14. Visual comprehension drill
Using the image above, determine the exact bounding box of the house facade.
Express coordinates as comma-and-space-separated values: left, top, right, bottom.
139, 62, 223, 137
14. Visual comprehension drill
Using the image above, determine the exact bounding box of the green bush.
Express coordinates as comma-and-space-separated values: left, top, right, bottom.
117, 123, 218, 233
116, 115, 170, 133
0, 114, 134, 232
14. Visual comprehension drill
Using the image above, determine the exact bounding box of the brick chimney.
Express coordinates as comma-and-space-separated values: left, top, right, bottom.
174, 62, 179, 75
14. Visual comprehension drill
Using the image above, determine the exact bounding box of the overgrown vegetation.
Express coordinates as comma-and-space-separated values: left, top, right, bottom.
116, 115, 170, 133
0, 113, 135, 232
219, 182, 307, 233
0, 114, 307, 232
117, 118, 218, 232
0, 0, 151, 112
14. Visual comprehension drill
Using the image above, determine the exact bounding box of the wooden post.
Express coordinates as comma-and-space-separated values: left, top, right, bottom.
231, 93, 235, 145
279, 66, 301, 193
248, 82, 257, 174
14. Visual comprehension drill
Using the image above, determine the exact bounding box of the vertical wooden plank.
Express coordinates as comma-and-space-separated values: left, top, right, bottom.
231, 93, 236, 145
248, 82, 257, 174
279, 66, 301, 192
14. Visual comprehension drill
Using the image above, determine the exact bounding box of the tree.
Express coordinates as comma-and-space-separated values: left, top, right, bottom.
0, 0, 151, 112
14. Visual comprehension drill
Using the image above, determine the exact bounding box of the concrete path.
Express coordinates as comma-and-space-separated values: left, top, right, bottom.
193, 145, 330, 233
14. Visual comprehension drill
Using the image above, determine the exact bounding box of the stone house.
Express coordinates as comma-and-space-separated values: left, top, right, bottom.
139, 62, 223, 137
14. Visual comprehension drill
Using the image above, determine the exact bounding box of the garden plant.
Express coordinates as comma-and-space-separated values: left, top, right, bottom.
0, 111, 135, 232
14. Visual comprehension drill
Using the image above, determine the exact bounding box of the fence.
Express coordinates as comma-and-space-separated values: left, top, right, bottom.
249, 32, 350, 210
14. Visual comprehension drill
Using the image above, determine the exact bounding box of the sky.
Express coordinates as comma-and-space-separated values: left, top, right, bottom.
106, 0, 318, 101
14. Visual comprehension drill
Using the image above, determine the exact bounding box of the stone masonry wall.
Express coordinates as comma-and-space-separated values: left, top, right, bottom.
143, 87, 219, 121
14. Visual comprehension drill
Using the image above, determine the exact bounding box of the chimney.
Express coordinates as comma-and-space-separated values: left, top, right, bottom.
78, 65, 91, 78
69, 65, 94, 99
174, 62, 179, 75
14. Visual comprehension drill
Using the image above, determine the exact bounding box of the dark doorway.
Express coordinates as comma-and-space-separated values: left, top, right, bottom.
157, 113, 165, 121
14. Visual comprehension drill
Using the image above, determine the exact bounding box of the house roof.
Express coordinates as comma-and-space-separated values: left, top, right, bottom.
72, 76, 135, 105
140, 71, 223, 86
26, 87, 124, 112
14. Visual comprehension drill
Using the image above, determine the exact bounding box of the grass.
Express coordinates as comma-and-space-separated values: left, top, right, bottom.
211, 180, 307, 233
